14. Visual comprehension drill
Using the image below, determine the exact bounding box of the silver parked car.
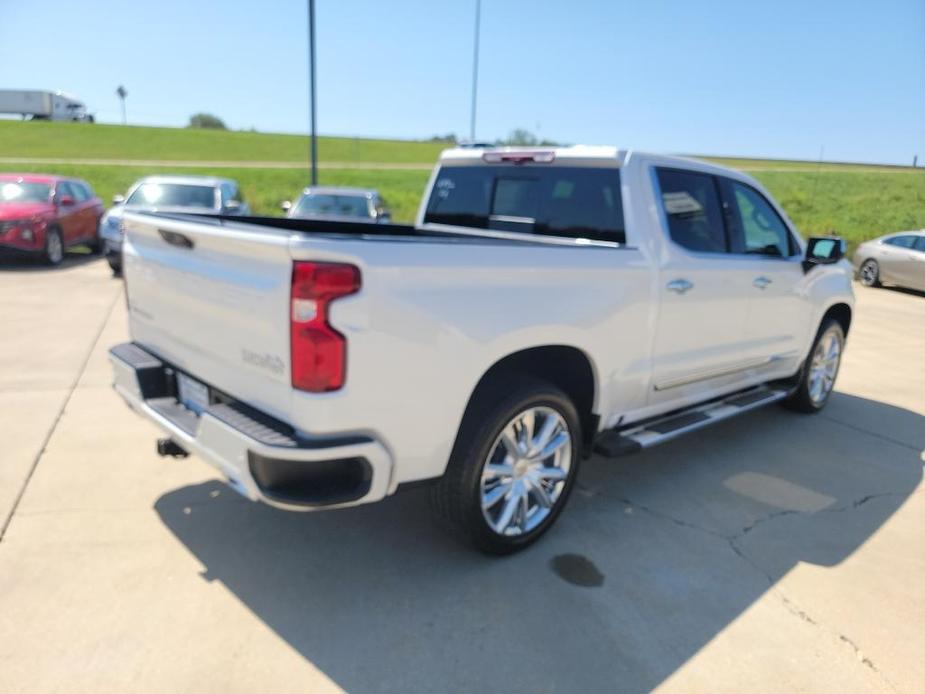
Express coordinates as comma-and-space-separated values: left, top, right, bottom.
854, 230, 925, 292
281, 186, 390, 223
99, 175, 250, 274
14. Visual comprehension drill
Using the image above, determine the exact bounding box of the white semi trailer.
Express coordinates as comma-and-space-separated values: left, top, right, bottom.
0, 89, 93, 122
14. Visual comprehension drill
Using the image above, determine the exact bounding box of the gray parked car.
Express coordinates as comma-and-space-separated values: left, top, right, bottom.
281, 186, 390, 223
854, 230, 925, 292
99, 175, 250, 274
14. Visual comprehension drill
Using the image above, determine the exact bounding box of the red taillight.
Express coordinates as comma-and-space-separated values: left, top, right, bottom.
290, 261, 361, 392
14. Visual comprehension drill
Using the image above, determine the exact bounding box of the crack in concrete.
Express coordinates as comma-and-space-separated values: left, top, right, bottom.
0, 289, 122, 543
617, 497, 727, 540
738, 491, 909, 537
619, 493, 904, 691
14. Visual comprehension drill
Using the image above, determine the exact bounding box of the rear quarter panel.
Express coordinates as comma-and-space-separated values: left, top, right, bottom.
286, 234, 653, 486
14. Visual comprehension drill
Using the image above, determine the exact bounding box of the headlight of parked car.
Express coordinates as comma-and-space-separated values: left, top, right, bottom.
1, 219, 38, 241
99, 213, 123, 241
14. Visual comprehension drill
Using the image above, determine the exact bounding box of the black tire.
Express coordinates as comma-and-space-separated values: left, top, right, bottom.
858, 259, 881, 287
783, 319, 845, 413
44, 227, 64, 266
431, 376, 582, 555
107, 256, 122, 276
87, 219, 104, 254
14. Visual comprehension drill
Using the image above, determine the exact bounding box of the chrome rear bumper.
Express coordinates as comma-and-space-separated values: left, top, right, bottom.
109, 342, 394, 510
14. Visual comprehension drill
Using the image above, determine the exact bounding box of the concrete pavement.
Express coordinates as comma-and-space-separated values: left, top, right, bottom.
0, 255, 922, 693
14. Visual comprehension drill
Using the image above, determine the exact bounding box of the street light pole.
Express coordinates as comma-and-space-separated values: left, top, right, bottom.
308, 0, 318, 185
469, 0, 481, 142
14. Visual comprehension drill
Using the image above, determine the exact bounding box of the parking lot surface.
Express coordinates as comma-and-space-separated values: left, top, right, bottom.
0, 256, 923, 693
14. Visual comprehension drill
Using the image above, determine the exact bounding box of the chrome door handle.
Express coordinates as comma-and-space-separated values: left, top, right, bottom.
753, 276, 773, 289
666, 279, 694, 294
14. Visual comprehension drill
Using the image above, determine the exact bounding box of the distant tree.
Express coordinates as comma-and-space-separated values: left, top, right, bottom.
497, 128, 558, 146
188, 113, 227, 130
501, 128, 538, 146
429, 133, 458, 144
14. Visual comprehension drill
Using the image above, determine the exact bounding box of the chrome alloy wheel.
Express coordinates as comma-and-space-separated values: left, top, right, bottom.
859, 260, 878, 286
47, 232, 64, 264
808, 327, 842, 405
480, 406, 572, 537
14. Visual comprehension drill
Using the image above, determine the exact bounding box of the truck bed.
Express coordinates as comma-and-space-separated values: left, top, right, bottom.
177, 212, 443, 239
120, 209, 647, 484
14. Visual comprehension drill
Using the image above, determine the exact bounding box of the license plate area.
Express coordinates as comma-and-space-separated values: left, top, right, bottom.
176, 372, 210, 415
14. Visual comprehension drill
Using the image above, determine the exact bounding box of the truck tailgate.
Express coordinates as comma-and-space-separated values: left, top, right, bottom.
122, 212, 295, 421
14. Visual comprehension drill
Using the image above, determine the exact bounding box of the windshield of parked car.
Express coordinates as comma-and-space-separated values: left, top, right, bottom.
292, 194, 371, 219
126, 183, 218, 209
0, 181, 52, 204
424, 165, 625, 243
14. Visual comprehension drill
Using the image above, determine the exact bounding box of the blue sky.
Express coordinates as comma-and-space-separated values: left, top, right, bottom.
2, 0, 923, 164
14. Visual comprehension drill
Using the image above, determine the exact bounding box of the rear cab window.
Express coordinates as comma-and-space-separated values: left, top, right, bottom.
424, 165, 625, 243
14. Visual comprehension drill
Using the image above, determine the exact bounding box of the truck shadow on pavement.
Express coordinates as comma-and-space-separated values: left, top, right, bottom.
155, 393, 923, 693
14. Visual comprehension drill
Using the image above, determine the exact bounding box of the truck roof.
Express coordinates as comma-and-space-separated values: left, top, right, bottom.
437, 145, 760, 182
439, 145, 623, 166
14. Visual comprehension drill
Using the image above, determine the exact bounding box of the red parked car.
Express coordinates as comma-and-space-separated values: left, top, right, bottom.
0, 174, 104, 265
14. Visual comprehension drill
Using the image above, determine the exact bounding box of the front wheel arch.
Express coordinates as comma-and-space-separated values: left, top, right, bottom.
820, 302, 852, 338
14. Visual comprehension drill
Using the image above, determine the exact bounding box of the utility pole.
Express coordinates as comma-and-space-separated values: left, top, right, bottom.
116, 85, 127, 125
307, 0, 318, 185
469, 0, 481, 142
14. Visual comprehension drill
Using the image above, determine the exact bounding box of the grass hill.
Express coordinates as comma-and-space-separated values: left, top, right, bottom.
1, 120, 922, 249
0, 120, 445, 164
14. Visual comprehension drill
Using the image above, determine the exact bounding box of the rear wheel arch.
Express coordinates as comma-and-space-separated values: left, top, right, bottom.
454, 345, 598, 458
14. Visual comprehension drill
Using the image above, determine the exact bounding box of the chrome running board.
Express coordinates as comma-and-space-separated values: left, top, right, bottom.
594, 385, 789, 458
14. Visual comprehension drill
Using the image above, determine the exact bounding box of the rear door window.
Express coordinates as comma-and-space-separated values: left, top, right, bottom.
655, 168, 727, 253
424, 166, 625, 243
885, 235, 917, 249
914, 236, 925, 252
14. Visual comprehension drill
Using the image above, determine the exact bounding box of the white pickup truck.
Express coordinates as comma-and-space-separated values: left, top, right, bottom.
110, 146, 854, 553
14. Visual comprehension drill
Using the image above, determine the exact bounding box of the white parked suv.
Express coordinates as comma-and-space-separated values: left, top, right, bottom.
109, 146, 854, 553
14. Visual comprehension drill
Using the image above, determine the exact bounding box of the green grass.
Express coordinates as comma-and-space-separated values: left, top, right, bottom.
3, 121, 923, 249
750, 170, 925, 252
0, 120, 445, 163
